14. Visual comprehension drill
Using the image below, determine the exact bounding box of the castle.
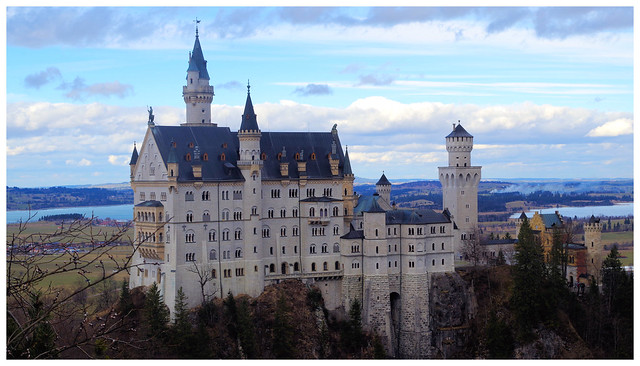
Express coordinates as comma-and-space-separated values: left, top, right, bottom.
128, 29, 480, 358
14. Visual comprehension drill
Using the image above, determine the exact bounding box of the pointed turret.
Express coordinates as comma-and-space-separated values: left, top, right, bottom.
129, 143, 138, 165
129, 143, 138, 180
343, 147, 353, 176
240, 82, 259, 132
376, 173, 391, 186
183, 25, 214, 125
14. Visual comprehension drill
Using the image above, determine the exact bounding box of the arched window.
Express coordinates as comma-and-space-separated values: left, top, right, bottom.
208, 230, 216, 242
269, 264, 275, 273
335, 261, 340, 270
310, 207, 315, 217
310, 152, 316, 160
202, 211, 210, 222
294, 262, 300, 272
202, 153, 208, 161
209, 249, 217, 260
294, 153, 300, 160
333, 243, 340, 253
220, 153, 226, 161
185, 153, 191, 161
235, 248, 243, 258
261, 152, 267, 160
311, 262, 317, 271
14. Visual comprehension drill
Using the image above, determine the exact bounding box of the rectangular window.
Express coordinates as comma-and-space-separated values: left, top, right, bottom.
161, 192, 167, 201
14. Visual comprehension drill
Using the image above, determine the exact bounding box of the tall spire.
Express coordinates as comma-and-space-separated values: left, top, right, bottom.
129, 142, 138, 165
343, 146, 353, 176
240, 80, 259, 131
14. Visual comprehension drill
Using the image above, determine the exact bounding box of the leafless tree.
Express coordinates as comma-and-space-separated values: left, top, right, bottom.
186, 260, 218, 305
461, 226, 484, 268
6, 213, 148, 358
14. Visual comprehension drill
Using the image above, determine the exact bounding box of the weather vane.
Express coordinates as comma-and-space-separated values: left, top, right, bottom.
194, 18, 201, 36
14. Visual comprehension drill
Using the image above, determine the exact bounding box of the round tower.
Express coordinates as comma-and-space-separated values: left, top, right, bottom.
584, 215, 603, 280
438, 122, 482, 256
183, 24, 215, 125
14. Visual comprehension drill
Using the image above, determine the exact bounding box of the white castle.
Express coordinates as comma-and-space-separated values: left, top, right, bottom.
128, 29, 480, 358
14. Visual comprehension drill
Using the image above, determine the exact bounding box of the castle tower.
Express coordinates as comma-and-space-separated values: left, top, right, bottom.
584, 215, 603, 281
438, 122, 481, 256
376, 173, 392, 205
342, 147, 356, 227
237, 82, 264, 296
182, 24, 214, 125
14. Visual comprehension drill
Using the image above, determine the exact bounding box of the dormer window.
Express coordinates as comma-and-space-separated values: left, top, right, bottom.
222, 143, 227, 149
188, 142, 194, 148
310, 153, 316, 160
220, 153, 226, 161
202, 153, 208, 161
185, 153, 191, 161
277, 152, 282, 161
294, 153, 300, 160
261, 152, 267, 160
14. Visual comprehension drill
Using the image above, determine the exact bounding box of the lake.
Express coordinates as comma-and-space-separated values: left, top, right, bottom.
6, 204, 134, 224
509, 202, 634, 219
6, 202, 633, 224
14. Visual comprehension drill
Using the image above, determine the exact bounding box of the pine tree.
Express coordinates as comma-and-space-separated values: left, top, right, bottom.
510, 216, 545, 340
118, 279, 133, 316
144, 283, 169, 338
236, 299, 257, 358
173, 287, 191, 336
272, 294, 295, 358
26, 292, 57, 359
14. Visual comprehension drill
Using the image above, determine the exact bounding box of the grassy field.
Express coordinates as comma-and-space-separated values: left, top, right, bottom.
7, 221, 136, 291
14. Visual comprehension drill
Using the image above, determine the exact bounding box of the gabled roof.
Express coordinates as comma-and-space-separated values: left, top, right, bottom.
240, 87, 259, 131
376, 173, 391, 186
354, 195, 384, 216
150, 125, 348, 182
187, 34, 210, 80
152, 125, 243, 182
446, 123, 473, 138
540, 212, 563, 229
519, 212, 528, 220
129, 144, 138, 165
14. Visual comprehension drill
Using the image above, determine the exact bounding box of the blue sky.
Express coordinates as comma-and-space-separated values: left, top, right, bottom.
4, 5, 635, 187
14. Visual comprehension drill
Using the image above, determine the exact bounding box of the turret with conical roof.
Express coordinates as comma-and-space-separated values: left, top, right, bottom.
343, 147, 353, 176
129, 143, 138, 180
183, 24, 214, 125
240, 82, 259, 132
376, 172, 391, 204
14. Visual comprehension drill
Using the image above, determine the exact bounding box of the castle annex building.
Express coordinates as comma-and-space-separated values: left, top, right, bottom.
128, 30, 479, 358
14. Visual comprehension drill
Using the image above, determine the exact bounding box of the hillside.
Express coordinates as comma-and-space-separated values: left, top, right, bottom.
6, 186, 133, 210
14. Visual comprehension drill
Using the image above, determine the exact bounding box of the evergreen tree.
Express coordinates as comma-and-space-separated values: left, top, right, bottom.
503, 232, 512, 240
26, 292, 57, 358
118, 279, 133, 316
236, 299, 257, 358
601, 245, 624, 315
223, 292, 238, 342
144, 283, 169, 338
272, 294, 295, 358
173, 287, 191, 337
510, 216, 545, 340
485, 311, 514, 358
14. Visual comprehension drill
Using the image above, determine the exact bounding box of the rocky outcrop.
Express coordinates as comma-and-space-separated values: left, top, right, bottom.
429, 272, 477, 358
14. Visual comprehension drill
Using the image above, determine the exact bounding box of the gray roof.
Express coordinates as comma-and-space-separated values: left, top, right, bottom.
354, 195, 383, 216
240, 89, 259, 131
341, 223, 364, 239
446, 123, 473, 138
187, 35, 210, 80
150, 125, 348, 182
135, 200, 164, 207
481, 239, 517, 246
129, 144, 138, 165
343, 148, 353, 175
540, 212, 563, 229
385, 209, 451, 225
365, 198, 386, 213
376, 173, 391, 186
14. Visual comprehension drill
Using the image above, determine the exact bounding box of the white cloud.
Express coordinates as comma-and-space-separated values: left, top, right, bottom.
66, 158, 92, 166
108, 155, 130, 166
586, 118, 633, 137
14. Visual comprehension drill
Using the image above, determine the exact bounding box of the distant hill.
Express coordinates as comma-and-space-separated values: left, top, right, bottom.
7, 186, 133, 211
